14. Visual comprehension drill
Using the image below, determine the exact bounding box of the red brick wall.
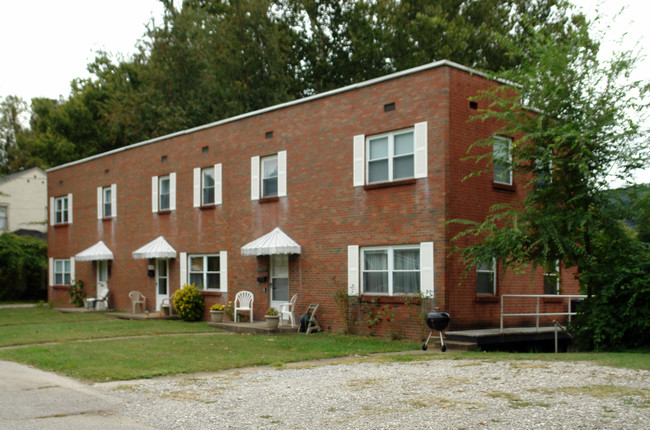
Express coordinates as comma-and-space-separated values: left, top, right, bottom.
47, 63, 579, 338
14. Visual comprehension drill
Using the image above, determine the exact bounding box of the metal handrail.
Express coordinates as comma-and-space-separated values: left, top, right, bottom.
500, 294, 587, 332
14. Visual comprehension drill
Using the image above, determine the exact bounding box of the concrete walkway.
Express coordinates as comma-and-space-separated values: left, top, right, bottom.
0, 360, 154, 429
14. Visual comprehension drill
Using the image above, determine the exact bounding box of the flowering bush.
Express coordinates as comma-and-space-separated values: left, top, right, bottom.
210, 303, 226, 311
173, 284, 204, 321
362, 297, 394, 335
265, 307, 278, 316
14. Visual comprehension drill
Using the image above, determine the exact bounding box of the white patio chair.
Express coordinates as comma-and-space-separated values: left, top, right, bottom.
234, 290, 254, 323
84, 289, 110, 310
129, 291, 146, 313
160, 291, 176, 316
279, 293, 298, 327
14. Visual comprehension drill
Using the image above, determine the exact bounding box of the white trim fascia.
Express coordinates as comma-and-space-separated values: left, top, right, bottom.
47, 60, 509, 173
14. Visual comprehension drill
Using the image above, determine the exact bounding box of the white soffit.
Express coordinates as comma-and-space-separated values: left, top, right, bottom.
132, 236, 177, 259
241, 227, 301, 256
75, 240, 114, 261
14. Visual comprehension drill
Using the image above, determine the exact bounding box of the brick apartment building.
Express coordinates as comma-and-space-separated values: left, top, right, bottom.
46, 61, 579, 338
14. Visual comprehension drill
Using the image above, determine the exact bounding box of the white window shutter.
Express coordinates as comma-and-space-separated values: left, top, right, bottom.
348, 245, 360, 296
97, 187, 103, 219
67, 193, 73, 224
179, 252, 187, 289
169, 172, 176, 211
220, 251, 228, 292
353, 135, 365, 187
251, 156, 260, 200
49, 197, 54, 226
193, 167, 201, 208
420, 242, 434, 298
70, 257, 75, 284
152, 176, 158, 213
48, 257, 54, 285
414, 121, 428, 179
111, 183, 117, 217
278, 150, 287, 197
214, 164, 222, 205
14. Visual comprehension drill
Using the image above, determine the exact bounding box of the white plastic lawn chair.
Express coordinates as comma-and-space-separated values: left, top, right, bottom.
160, 291, 176, 316
279, 294, 298, 327
85, 288, 110, 310
129, 291, 146, 313
234, 290, 254, 323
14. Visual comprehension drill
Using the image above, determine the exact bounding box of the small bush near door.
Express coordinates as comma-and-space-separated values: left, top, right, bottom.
173, 284, 205, 321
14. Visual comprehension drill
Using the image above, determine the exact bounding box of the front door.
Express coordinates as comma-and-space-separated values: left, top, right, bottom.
270, 254, 289, 310
96, 260, 109, 310
155, 259, 169, 311
97, 260, 108, 293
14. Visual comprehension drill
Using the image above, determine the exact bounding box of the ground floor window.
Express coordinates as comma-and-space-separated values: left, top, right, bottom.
362, 246, 420, 295
476, 258, 496, 295
189, 254, 220, 290
54, 259, 71, 285
543, 261, 560, 294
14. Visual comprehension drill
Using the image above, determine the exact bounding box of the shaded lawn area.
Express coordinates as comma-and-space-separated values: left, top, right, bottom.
0, 334, 420, 382
0, 306, 212, 347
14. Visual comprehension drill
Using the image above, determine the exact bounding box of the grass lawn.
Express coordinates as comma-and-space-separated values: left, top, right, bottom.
0, 307, 647, 382
0, 305, 212, 347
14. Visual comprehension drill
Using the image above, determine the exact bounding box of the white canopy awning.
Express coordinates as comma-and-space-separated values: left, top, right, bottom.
75, 241, 114, 261
132, 236, 177, 259
241, 227, 301, 256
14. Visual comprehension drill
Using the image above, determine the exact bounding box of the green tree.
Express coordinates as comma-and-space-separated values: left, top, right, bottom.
451, 6, 650, 350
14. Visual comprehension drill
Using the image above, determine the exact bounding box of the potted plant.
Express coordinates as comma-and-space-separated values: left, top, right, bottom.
265, 307, 280, 329
210, 303, 226, 322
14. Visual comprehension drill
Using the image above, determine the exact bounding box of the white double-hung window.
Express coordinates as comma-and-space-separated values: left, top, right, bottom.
353, 122, 427, 186
49, 257, 74, 286
97, 184, 117, 218
152, 173, 176, 212
251, 151, 287, 200
193, 164, 222, 207
189, 255, 221, 290
476, 258, 496, 295
50, 194, 72, 225
179, 251, 228, 291
348, 242, 434, 297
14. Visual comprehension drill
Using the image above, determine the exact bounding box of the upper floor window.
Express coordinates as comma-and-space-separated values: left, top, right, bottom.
54, 195, 70, 224
493, 136, 512, 185
476, 258, 496, 295
152, 173, 176, 213
368, 129, 414, 183
362, 245, 420, 295
54, 259, 71, 285
544, 260, 560, 294
0, 206, 7, 230
189, 254, 221, 290
251, 151, 287, 200
193, 164, 222, 208
202, 168, 215, 205
353, 122, 427, 187
97, 184, 116, 219
159, 175, 170, 210
261, 155, 278, 197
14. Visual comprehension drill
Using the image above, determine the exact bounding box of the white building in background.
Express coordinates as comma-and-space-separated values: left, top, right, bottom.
0, 167, 48, 237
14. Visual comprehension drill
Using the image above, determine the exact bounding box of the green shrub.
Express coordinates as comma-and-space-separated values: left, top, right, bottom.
68, 280, 86, 307
173, 284, 205, 321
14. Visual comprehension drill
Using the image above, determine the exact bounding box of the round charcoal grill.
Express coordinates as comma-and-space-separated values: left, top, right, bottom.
422, 311, 451, 352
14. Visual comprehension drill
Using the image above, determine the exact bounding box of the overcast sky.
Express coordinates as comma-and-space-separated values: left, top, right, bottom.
0, 0, 648, 183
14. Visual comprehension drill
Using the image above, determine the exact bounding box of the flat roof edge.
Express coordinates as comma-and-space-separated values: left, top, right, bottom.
47, 60, 493, 173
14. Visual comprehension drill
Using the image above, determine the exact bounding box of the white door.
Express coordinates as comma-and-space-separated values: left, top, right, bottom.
96, 260, 109, 310
270, 255, 289, 310
155, 259, 169, 311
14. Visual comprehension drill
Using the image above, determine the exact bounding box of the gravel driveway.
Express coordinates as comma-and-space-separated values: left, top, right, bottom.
99, 357, 649, 429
